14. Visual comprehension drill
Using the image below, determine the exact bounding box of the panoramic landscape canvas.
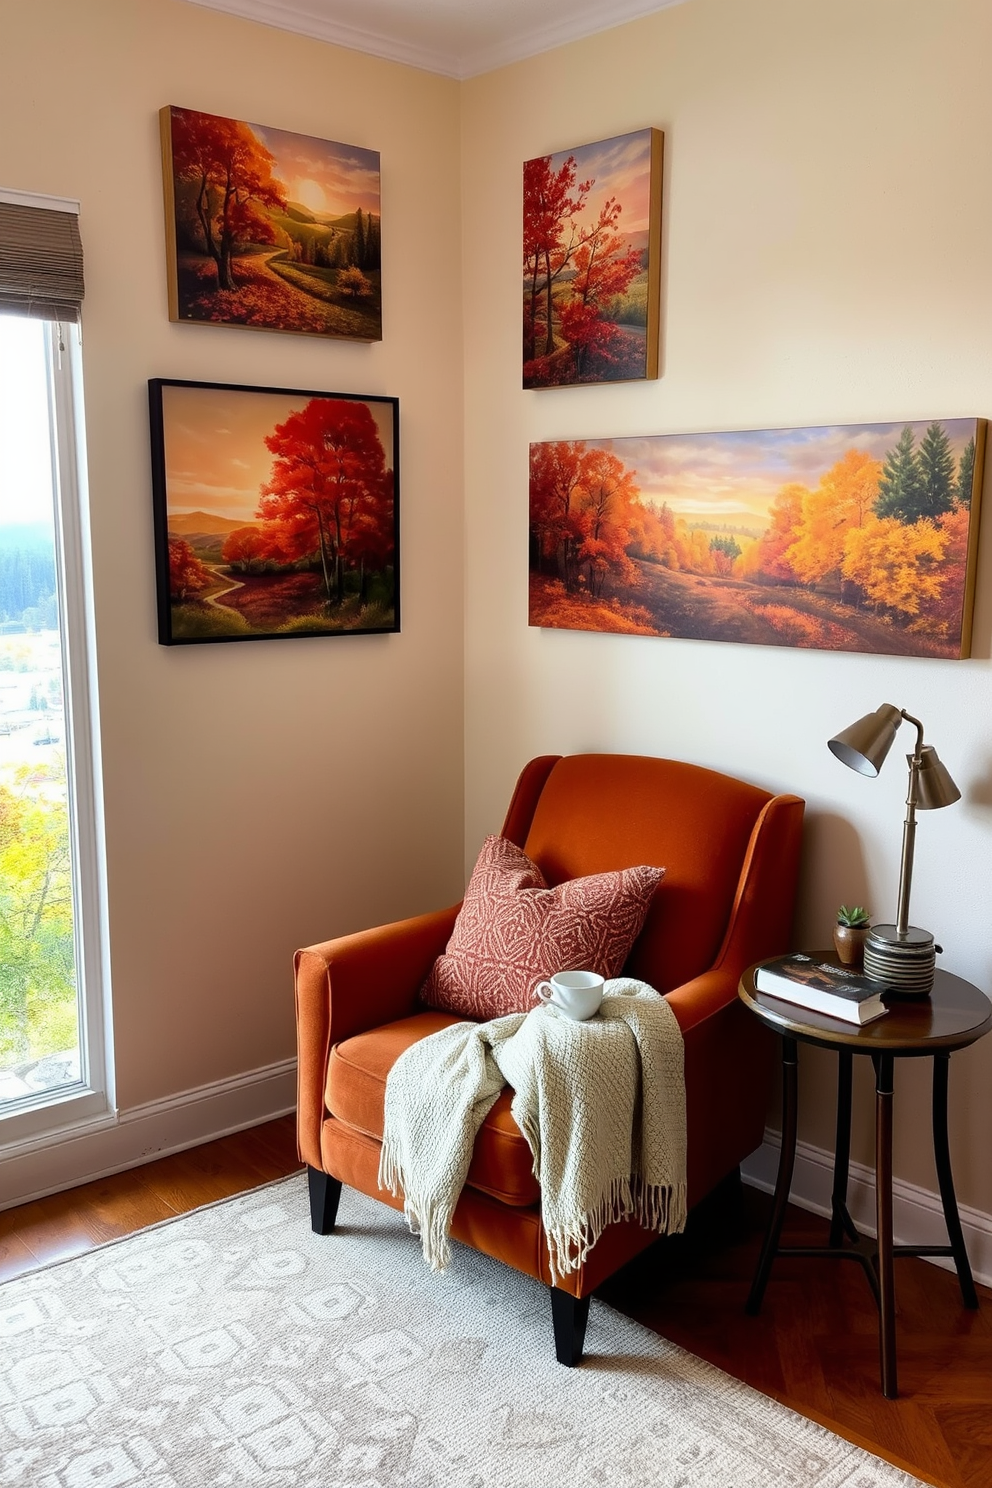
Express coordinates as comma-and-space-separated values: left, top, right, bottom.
523, 128, 663, 389
150, 380, 398, 645
161, 106, 381, 340
529, 418, 986, 657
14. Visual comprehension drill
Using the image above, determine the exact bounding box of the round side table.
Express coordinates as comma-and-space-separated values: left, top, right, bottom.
739, 958, 992, 1399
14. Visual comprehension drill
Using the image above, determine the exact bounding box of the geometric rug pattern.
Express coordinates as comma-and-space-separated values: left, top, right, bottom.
0, 1175, 926, 1487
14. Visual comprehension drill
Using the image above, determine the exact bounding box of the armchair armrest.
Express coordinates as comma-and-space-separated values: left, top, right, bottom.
295, 904, 459, 1168
664, 967, 741, 1034
665, 791, 805, 1034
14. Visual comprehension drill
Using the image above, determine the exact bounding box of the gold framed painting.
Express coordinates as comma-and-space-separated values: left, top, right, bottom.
160, 106, 381, 341
529, 417, 986, 657
523, 127, 663, 389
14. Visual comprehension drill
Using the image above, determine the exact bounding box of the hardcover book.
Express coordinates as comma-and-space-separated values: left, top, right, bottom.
754, 953, 891, 1025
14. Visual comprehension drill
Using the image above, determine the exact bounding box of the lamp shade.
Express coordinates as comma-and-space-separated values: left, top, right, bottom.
914, 744, 961, 810
827, 703, 903, 776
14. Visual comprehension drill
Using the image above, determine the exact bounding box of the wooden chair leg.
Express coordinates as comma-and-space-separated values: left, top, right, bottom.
308, 1166, 342, 1235
550, 1287, 591, 1366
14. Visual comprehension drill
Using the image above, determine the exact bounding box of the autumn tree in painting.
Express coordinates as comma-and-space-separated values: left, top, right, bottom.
169, 539, 213, 600
257, 399, 393, 608
337, 266, 373, 299
523, 155, 591, 363
750, 484, 805, 583
170, 108, 288, 291
559, 212, 642, 380
842, 517, 946, 617
523, 149, 646, 386
574, 448, 641, 595
786, 450, 883, 587
221, 526, 268, 574
530, 441, 640, 597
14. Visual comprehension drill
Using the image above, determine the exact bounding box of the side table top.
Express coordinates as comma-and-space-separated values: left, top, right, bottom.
739, 956, 992, 1053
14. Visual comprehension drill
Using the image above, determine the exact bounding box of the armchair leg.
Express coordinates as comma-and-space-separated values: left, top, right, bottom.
308, 1166, 342, 1235
550, 1287, 591, 1366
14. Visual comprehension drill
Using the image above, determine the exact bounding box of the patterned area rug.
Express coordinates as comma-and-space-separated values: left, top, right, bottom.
1, 1176, 925, 1488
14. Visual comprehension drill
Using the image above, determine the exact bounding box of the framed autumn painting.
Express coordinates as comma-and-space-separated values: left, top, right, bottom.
529, 418, 986, 658
149, 379, 399, 645
160, 106, 381, 340
523, 127, 663, 389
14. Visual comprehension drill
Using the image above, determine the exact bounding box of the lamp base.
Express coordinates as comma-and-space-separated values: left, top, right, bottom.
863, 924, 936, 997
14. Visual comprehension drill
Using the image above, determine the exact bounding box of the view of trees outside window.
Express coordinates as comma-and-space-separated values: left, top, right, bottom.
0, 312, 79, 1107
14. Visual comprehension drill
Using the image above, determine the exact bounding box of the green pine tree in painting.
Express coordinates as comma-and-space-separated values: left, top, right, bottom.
917, 422, 955, 518
875, 425, 927, 522
956, 436, 976, 507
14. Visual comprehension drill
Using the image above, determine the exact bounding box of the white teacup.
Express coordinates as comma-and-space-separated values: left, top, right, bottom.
534, 970, 605, 1021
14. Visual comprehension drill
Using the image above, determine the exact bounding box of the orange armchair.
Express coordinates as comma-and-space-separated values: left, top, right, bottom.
295, 754, 804, 1363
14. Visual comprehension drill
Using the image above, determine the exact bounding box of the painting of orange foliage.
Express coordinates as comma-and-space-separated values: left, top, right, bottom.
529, 419, 986, 657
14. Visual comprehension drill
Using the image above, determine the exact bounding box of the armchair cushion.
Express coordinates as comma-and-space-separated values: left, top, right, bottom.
421, 833, 663, 1019
326, 1011, 541, 1207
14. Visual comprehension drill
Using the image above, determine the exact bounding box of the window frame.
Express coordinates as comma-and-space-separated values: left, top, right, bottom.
0, 312, 114, 1148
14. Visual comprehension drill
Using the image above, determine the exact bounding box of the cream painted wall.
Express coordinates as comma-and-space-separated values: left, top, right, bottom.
0, 0, 465, 1108
461, 0, 992, 1214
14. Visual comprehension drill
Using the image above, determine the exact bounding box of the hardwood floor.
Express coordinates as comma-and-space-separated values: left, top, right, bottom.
600, 1179, 992, 1488
1, 1119, 989, 1487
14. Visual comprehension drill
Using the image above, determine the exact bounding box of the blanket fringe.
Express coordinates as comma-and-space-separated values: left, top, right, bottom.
379, 1138, 453, 1273
546, 1176, 687, 1286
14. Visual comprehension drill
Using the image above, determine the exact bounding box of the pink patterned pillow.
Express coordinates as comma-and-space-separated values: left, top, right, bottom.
421, 835, 664, 1020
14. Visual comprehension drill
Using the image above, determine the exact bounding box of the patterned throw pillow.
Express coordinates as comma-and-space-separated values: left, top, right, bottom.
421, 835, 664, 1020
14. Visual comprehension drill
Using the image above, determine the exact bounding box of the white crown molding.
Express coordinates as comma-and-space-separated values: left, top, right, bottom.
458, 0, 688, 78
182, 0, 689, 80
0, 1057, 297, 1212
183, 0, 464, 76
743, 1129, 992, 1291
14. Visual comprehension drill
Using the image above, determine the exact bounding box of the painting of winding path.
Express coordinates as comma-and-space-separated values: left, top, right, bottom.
161, 107, 381, 340
529, 419, 986, 657
150, 380, 398, 645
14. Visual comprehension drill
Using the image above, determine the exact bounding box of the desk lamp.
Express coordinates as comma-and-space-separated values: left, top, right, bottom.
828, 704, 960, 995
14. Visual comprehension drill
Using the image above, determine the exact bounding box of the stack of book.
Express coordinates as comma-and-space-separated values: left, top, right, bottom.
754, 953, 891, 1025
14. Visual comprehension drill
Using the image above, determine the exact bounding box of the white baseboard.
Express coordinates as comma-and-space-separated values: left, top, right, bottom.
0, 1058, 297, 1212
742, 1129, 992, 1291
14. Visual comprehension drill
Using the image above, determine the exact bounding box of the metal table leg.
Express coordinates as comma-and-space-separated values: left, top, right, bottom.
932, 1051, 979, 1309
873, 1051, 897, 1399
746, 1036, 798, 1315
829, 1050, 860, 1248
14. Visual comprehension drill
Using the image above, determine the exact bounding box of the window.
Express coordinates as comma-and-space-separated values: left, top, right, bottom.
0, 192, 110, 1146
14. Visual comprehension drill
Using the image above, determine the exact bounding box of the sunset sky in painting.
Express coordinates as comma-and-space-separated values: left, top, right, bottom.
546, 129, 653, 238
251, 123, 380, 219
584, 421, 978, 531
161, 385, 394, 523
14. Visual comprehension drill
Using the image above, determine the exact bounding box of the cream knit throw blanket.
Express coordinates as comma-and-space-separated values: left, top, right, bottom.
378, 978, 686, 1282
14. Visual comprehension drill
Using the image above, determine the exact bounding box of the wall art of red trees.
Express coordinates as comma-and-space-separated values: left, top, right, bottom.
522, 130, 660, 389
159, 393, 397, 644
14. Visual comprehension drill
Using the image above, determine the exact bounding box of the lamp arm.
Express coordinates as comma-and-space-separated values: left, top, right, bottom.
895, 748, 920, 939
900, 710, 926, 762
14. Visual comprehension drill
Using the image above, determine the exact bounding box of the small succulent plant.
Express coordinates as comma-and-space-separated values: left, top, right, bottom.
836, 904, 870, 928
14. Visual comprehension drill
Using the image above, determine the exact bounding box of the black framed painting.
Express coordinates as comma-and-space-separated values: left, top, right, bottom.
149, 378, 399, 645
